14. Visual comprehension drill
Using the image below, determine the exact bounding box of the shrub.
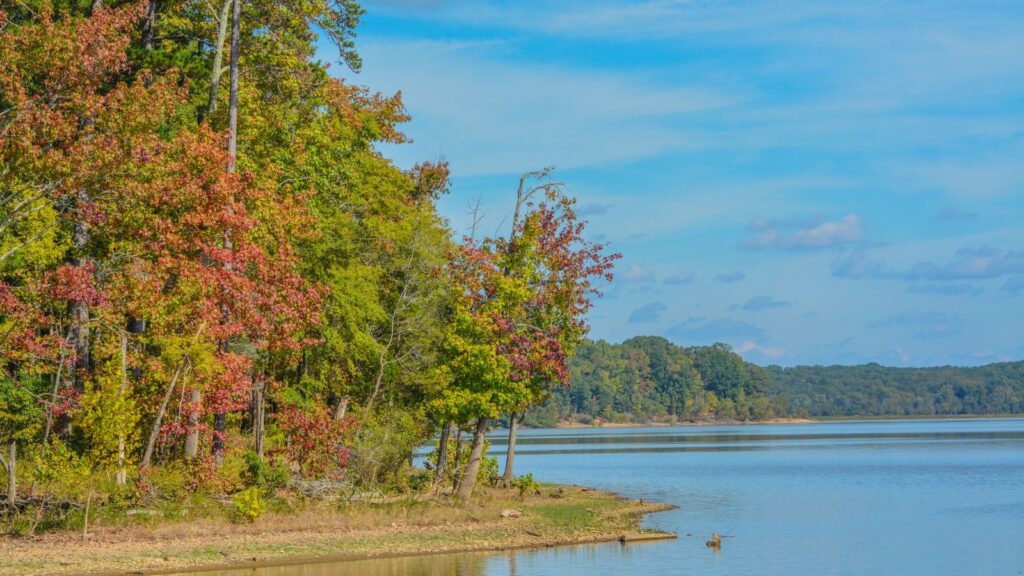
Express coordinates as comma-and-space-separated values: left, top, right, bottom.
231, 487, 266, 523
274, 404, 354, 479
511, 472, 540, 496
241, 451, 289, 491
349, 410, 429, 490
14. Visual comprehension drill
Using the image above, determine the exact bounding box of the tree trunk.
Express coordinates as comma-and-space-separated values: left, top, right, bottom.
433, 422, 451, 486
226, 0, 241, 172
456, 417, 489, 501
333, 395, 349, 420
70, 208, 90, 391
501, 412, 519, 487
212, 412, 226, 463
142, 0, 159, 50
141, 360, 188, 469
116, 331, 129, 486
183, 388, 201, 459
253, 378, 265, 458
451, 428, 463, 492
204, 0, 232, 119
5, 442, 15, 506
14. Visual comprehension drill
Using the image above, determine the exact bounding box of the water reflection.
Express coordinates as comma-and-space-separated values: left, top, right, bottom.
179, 541, 666, 576
191, 551, 489, 576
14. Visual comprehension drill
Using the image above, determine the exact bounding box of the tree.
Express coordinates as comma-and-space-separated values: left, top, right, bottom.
493, 172, 619, 486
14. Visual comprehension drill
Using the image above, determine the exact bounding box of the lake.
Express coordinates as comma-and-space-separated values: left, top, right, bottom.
187, 418, 1024, 575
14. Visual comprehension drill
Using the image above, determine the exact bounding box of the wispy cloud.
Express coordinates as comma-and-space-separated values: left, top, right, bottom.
935, 207, 978, 221
577, 202, 614, 217
907, 283, 984, 297
664, 270, 697, 285
353, 37, 736, 175
833, 246, 1024, 281
870, 310, 965, 340
715, 271, 746, 284
620, 263, 657, 284
830, 248, 888, 279
667, 317, 764, 344
1002, 276, 1024, 296
737, 296, 792, 311
904, 247, 1024, 281
743, 214, 864, 250
629, 302, 668, 323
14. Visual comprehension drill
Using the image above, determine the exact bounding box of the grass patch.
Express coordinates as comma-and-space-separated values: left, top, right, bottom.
0, 484, 673, 576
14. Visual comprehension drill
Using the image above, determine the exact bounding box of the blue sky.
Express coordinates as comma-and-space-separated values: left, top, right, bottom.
319, 0, 1024, 367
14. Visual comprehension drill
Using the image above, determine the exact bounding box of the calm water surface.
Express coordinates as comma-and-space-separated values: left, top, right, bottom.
188, 418, 1024, 576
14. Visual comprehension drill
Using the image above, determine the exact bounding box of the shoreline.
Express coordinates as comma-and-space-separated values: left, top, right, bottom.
116, 528, 678, 576
548, 417, 817, 428
0, 485, 675, 576
526, 414, 1024, 430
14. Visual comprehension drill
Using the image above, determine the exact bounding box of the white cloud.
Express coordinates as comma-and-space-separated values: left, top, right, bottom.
744, 214, 864, 250
735, 340, 786, 361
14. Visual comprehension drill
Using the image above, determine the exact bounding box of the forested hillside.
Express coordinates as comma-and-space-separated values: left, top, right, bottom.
529, 337, 788, 425
528, 338, 1024, 425
767, 361, 1024, 417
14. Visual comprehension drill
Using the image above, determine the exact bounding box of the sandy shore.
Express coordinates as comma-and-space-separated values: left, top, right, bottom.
0, 485, 675, 576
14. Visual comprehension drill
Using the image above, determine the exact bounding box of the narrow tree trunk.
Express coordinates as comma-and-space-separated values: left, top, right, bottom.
252, 378, 265, 458
116, 331, 128, 486
364, 353, 388, 417
501, 412, 520, 487
183, 388, 201, 459
204, 0, 232, 119
142, 0, 159, 50
82, 476, 93, 539
212, 413, 226, 463
70, 212, 90, 391
451, 428, 463, 492
5, 442, 15, 506
333, 395, 349, 420
456, 417, 489, 501
226, 0, 241, 172
433, 422, 451, 486
141, 360, 188, 469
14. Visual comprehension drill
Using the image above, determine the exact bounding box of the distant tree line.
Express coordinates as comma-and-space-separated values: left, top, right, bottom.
767, 361, 1024, 417
526, 337, 1024, 425
526, 337, 787, 426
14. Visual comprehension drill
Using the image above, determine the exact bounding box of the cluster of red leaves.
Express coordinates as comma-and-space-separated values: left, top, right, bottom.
45, 388, 82, 420
0, 282, 62, 370
44, 264, 107, 307
273, 404, 353, 478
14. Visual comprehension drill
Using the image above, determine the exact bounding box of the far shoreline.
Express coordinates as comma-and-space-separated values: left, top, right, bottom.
547, 417, 816, 428
507, 413, 1024, 431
